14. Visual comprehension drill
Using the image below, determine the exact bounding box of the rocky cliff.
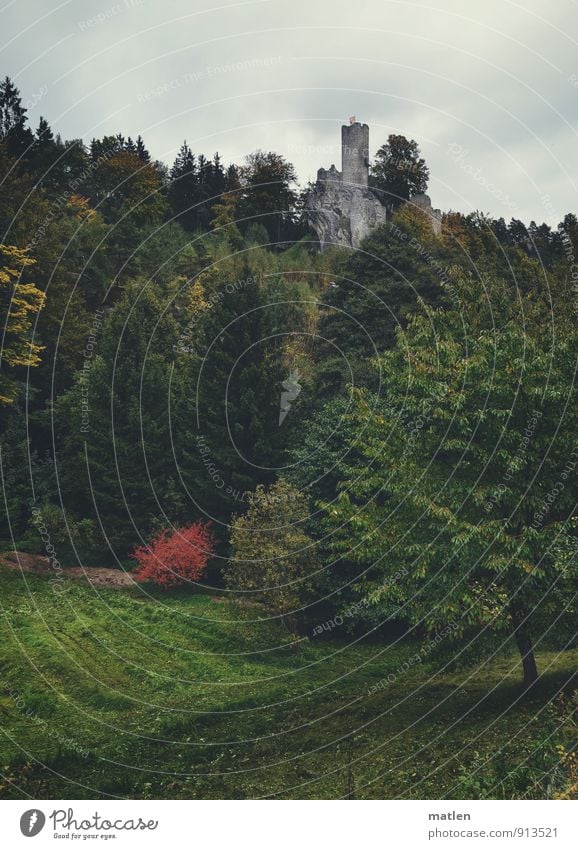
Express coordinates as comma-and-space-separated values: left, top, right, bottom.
307, 176, 387, 250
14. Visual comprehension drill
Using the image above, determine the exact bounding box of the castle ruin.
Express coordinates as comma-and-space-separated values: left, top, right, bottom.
307, 120, 441, 250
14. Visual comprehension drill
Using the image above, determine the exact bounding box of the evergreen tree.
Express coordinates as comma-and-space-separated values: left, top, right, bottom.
56, 282, 183, 556
125, 136, 137, 155
0, 141, 54, 245
210, 164, 242, 236
168, 141, 198, 231
135, 135, 150, 162
0, 400, 34, 539
169, 145, 234, 232
30, 196, 111, 401
174, 265, 284, 528
316, 204, 447, 394
240, 150, 298, 244
35, 116, 54, 145
211, 153, 227, 196
0, 76, 34, 161
89, 148, 166, 225
28, 117, 88, 198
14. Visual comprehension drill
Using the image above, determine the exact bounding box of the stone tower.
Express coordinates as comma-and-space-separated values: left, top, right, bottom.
307, 119, 442, 249
341, 122, 369, 188
307, 119, 385, 250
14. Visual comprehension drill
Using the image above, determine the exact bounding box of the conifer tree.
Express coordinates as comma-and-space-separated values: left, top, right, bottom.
56, 282, 183, 555
135, 135, 150, 162
317, 204, 447, 394
0, 76, 34, 160
169, 141, 198, 231
174, 266, 284, 527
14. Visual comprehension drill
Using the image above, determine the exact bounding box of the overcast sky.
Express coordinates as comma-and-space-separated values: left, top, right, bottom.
2, 0, 577, 224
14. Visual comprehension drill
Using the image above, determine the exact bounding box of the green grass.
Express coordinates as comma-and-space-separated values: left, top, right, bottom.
0, 566, 575, 799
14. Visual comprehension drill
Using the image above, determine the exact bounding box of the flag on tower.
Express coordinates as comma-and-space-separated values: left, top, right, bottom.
349, 115, 356, 125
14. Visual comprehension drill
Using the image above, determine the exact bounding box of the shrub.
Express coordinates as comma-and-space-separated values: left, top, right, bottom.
225, 479, 316, 630
131, 522, 215, 588
22, 502, 104, 567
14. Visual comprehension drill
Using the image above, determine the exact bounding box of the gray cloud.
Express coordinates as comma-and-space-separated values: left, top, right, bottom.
2, 0, 577, 223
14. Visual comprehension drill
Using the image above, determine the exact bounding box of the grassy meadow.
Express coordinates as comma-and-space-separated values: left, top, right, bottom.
0, 566, 575, 800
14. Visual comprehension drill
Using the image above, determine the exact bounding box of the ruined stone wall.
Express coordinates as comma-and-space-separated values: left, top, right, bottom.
411, 193, 443, 235
317, 164, 342, 183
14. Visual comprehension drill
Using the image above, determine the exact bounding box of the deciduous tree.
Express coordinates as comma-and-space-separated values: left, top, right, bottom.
371, 134, 429, 212
324, 274, 577, 687
226, 479, 316, 628
0, 244, 44, 404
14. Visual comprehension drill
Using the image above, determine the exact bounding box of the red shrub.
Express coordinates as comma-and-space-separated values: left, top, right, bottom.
131, 522, 215, 588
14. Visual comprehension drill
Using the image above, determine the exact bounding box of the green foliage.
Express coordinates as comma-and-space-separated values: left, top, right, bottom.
226, 479, 317, 628
20, 502, 103, 567
370, 134, 429, 211
30, 200, 111, 399
0, 142, 49, 245
0, 76, 34, 160
87, 149, 167, 226
239, 150, 298, 244
286, 392, 399, 625
0, 401, 34, 540
316, 206, 447, 393
174, 264, 284, 526
322, 273, 578, 684
0, 73, 576, 736
55, 281, 183, 555
168, 143, 228, 232
245, 221, 270, 246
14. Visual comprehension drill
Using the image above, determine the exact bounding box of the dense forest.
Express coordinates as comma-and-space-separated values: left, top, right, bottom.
1, 70, 577, 714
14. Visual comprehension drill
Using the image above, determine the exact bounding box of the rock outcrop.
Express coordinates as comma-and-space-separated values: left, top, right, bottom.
307, 173, 387, 250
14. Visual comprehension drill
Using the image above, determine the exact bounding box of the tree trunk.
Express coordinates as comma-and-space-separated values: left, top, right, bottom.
511, 607, 539, 688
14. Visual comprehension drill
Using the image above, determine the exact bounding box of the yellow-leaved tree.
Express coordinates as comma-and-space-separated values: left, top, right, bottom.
0, 244, 44, 404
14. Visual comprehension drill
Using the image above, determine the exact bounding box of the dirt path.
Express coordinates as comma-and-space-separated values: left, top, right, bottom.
0, 551, 136, 589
